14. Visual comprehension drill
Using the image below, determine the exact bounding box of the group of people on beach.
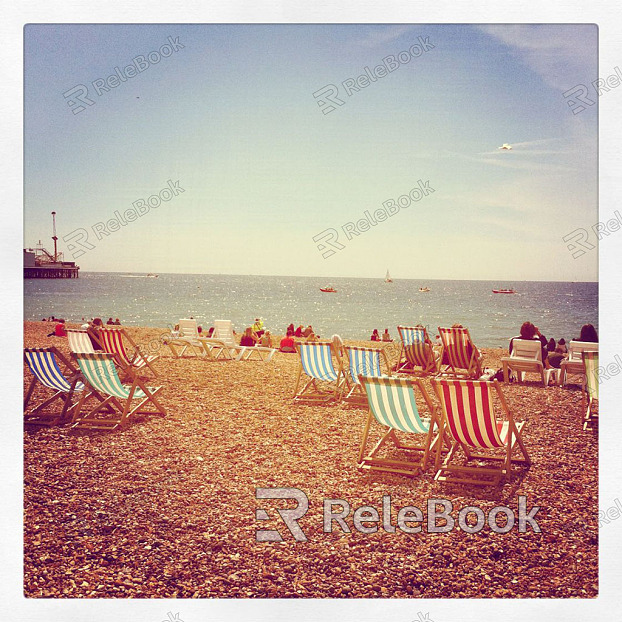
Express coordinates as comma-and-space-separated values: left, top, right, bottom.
509, 321, 598, 369
370, 328, 393, 342
278, 323, 322, 352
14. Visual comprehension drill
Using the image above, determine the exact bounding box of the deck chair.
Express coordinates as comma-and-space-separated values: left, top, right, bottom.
165, 318, 209, 358
358, 375, 443, 476
24, 347, 86, 425
396, 325, 440, 375
438, 326, 483, 379
71, 353, 166, 430
561, 341, 599, 389
344, 346, 391, 403
501, 339, 557, 387
582, 351, 598, 430
200, 320, 260, 361
293, 342, 347, 402
67, 329, 96, 354
431, 379, 530, 486
98, 326, 159, 377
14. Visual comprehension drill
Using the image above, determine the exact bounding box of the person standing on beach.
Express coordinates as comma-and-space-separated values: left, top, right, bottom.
252, 318, 265, 338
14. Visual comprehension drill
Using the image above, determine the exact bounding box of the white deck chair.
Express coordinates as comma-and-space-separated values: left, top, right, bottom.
67, 329, 96, 354
561, 341, 599, 388
165, 318, 216, 358
501, 339, 556, 387
202, 320, 277, 361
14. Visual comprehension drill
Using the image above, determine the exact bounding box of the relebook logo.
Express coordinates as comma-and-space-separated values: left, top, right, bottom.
255, 488, 541, 542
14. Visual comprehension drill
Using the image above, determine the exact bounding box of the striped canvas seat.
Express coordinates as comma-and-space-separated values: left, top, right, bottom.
24, 347, 84, 425
344, 346, 390, 402
71, 353, 166, 430
98, 327, 159, 377
582, 351, 598, 430
431, 379, 530, 485
293, 342, 346, 402
357, 375, 441, 476
67, 329, 96, 354
438, 326, 483, 379
396, 326, 439, 375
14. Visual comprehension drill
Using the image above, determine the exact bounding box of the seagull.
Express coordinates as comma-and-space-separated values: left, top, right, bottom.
498, 143, 512, 150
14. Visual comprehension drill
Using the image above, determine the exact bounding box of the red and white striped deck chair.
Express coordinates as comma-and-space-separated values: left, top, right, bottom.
98, 327, 159, 378
438, 326, 483, 379
431, 379, 531, 486
24, 347, 86, 425
396, 326, 439, 375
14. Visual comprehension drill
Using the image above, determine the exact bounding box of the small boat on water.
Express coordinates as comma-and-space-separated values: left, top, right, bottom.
146, 273, 159, 278
385, 269, 393, 283
419, 286, 430, 292
320, 286, 337, 293
492, 288, 516, 294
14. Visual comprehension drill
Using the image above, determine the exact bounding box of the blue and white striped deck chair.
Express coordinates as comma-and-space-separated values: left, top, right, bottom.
71, 353, 166, 430
344, 346, 391, 403
357, 375, 442, 476
293, 342, 346, 402
24, 347, 85, 425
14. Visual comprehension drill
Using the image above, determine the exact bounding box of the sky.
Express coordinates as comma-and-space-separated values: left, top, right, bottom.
24, 23, 598, 281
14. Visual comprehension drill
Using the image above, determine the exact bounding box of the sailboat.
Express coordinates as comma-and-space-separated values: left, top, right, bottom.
385, 269, 393, 283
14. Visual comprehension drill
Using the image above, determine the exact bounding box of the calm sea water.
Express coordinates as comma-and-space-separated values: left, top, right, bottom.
24, 273, 598, 348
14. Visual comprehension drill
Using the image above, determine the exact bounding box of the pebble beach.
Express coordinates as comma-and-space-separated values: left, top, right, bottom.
23, 321, 598, 599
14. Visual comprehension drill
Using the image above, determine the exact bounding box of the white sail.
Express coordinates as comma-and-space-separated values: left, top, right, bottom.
385, 269, 392, 283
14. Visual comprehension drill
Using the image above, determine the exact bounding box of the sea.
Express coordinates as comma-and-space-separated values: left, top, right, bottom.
24, 273, 598, 348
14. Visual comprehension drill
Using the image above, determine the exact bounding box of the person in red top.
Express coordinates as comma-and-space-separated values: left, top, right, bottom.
47, 319, 66, 337
280, 329, 296, 353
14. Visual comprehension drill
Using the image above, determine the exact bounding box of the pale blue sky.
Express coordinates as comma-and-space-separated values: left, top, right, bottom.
24, 23, 597, 280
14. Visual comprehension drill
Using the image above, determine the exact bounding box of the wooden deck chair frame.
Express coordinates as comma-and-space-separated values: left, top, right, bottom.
24, 347, 87, 426
71, 353, 166, 430
437, 326, 483, 379
293, 341, 348, 402
98, 326, 160, 378
357, 375, 444, 477
582, 351, 598, 430
344, 346, 392, 404
561, 341, 599, 389
500, 339, 556, 387
396, 325, 440, 375
431, 378, 530, 486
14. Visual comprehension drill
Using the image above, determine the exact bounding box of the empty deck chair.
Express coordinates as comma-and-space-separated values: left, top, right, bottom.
438, 326, 483, 379
67, 329, 97, 354
98, 326, 160, 377
431, 379, 530, 486
165, 318, 207, 358
24, 347, 86, 425
293, 342, 347, 402
358, 375, 442, 476
582, 351, 599, 430
71, 353, 166, 430
561, 341, 599, 389
500, 339, 557, 387
396, 325, 440, 375
344, 346, 391, 402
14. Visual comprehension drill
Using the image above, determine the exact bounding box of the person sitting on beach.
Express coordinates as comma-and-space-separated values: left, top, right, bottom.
207, 326, 215, 337
259, 330, 273, 348
382, 328, 392, 342
47, 319, 66, 337
106, 317, 114, 325
279, 329, 296, 353
302, 325, 314, 338
252, 318, 265, 338
555, 338, 567, 354
331, 334, 345, 358
547, 338, 556, 353
87, 318, 104, 350
294, 325, 303, 338
286, 323, 295, 335
577, 324, 598, 343
370, 329, 380, 341
509, 321, 549, 366
240, 327, 257, 347
306, 332, 319, 342
114, 318, 121, 325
